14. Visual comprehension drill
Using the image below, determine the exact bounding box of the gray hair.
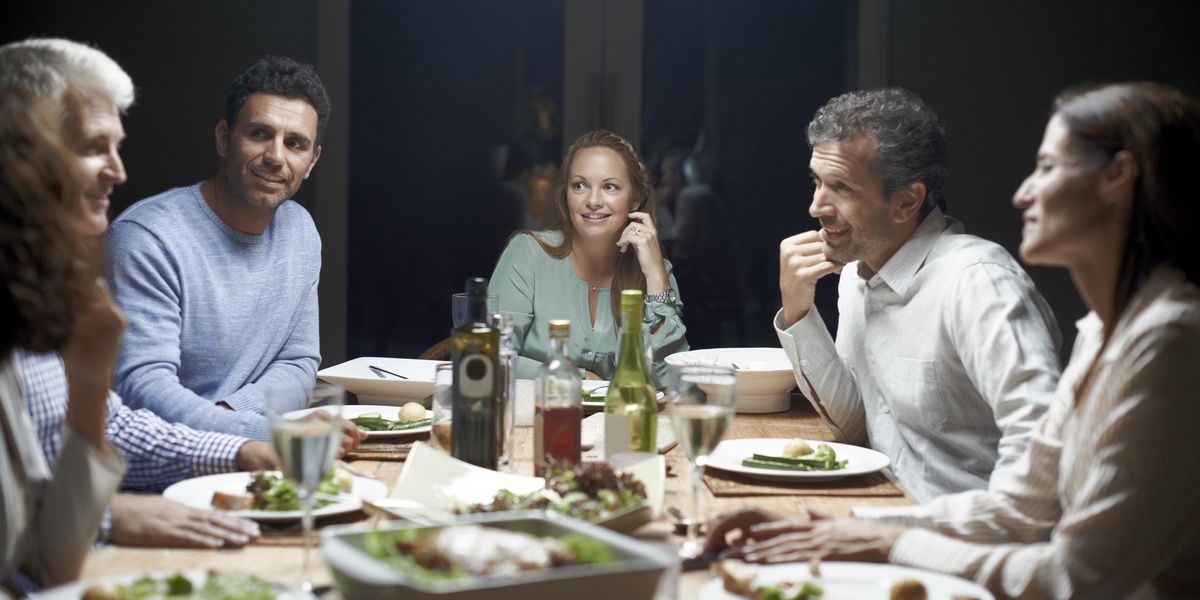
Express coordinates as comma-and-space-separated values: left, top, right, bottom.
0, 38, 134, 113
807, 88, 947, 215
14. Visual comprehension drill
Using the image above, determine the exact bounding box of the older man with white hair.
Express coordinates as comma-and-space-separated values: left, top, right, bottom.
0, 38, 269, 552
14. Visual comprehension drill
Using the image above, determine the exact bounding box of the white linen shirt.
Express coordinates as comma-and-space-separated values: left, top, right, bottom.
776, 210, 1062, 501
855, 266, 1200, 599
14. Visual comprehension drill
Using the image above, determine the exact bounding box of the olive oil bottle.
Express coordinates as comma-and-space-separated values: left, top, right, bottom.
450, 277, 501, 469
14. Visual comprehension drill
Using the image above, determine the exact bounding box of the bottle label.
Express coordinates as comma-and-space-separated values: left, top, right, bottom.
604, 412, 632, 459
457, 354, 494, 398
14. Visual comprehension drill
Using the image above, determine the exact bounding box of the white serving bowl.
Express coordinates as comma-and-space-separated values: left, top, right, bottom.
665, 347, 796, 413
317, 357, 447, 404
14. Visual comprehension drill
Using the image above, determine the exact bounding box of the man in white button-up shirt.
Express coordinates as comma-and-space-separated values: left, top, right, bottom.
776, 88, 1062, 501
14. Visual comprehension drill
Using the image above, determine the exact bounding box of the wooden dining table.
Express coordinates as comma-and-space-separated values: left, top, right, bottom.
79, 394, 915, 598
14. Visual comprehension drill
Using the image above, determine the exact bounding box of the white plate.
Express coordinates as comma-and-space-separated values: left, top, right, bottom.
707, 438, 890, 482
699, 562, 994, 600
665, 348, 796, 413
580, 380, 665, 407
286, 404, 432, 439
385, 442, 665, 532
162, 471, 388, 522
317, 357, 447, 402
30, 569, 311, 599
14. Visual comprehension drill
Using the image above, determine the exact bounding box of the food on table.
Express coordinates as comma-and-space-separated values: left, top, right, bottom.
889, 578, 928, 600
741, 442, 848, 471
81, 571, 275, 600
335, 468, 355, 493
583, 385, 610, 403
350, 403, 431, 432
717, 559, 759, 596
399, 401, 427, 422
782, 439, 814, 458
717, 559, 825, 599
209, 490, 255, 511
362, 524, 611, 581
463, 461, 646, 521
209, 470, 346, 512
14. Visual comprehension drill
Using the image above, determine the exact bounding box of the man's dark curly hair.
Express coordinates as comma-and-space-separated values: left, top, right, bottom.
807, 88, 948, 216
1, 88, 98, 356
224, 55, 331, 144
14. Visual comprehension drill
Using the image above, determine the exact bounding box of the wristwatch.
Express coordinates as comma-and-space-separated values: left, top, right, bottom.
644, 289, 678, 304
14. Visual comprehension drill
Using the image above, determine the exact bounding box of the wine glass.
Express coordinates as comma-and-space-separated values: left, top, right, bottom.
451, 292, 498, 328
266, 382, 344, 593
430, 363, 454, 453
667, 365, 737, 558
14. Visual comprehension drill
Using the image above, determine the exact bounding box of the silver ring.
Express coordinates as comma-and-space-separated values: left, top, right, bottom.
634, 228, 642, 237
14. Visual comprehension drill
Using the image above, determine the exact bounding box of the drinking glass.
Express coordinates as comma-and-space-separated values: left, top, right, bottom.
430, 364, 454, 453
667, 365, 737, 558
490, 312, 517, 469
265, 382, 344, 593
451, 292, 498, 328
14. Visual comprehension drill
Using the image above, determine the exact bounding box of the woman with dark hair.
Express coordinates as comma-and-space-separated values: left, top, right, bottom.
490, 129, 688, 383
0, 88, 126, 590
704, 83, 1200, 599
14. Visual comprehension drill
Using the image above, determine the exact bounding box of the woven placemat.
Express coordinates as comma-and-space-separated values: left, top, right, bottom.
342, 440, 415, 461
703, 468, 904, 497
253, 510, 370, 546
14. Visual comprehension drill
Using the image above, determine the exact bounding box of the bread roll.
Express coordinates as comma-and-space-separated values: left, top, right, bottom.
210, 490, 254, 510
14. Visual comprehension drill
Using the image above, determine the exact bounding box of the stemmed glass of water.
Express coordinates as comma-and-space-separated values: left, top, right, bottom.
266, 382, 344, 593
668, 365, 737, 558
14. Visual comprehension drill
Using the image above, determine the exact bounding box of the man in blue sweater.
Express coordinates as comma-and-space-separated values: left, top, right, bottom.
109, 56, 334, 440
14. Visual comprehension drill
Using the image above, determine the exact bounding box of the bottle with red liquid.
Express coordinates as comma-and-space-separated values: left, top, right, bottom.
534, 319, 582, 476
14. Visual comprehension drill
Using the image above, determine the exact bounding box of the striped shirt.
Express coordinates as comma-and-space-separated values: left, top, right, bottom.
856, 265, 1200, 599
17, 350, 245, 492
776, 210, 1062, 501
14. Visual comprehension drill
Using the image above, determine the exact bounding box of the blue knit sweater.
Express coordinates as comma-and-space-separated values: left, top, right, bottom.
108, 183, 321, 440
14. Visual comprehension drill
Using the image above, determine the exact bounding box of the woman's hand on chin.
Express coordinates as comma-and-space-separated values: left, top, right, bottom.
618, 212, 669, 290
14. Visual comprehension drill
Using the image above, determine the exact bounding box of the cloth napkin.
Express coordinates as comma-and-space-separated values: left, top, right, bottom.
580, 412, 677, 459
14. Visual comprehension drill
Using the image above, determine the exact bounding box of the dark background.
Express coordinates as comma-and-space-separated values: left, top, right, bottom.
5, 0, 1199, 368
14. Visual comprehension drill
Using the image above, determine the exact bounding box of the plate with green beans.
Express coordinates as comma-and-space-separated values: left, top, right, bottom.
287, 404, 432, 439
706, 438, 890, 482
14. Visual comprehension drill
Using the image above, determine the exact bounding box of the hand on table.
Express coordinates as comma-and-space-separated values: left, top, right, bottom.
110, 493, 259, 548
779, 230, 841, 327
340, 417, 367, 456
235, 441, 277, 471
703, 507, 784, 554
297, 411, 366, 457
707, 507, 906, 564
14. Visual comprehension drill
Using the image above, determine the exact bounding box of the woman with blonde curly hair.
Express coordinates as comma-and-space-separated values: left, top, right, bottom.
0, 88, 126, 591
490, 129, 688, 383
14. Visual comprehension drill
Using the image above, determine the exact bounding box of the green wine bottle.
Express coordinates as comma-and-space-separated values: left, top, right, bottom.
604, 290, 657, 456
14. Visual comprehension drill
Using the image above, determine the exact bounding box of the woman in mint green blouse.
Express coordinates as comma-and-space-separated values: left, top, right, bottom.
490, 130, 688, 384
